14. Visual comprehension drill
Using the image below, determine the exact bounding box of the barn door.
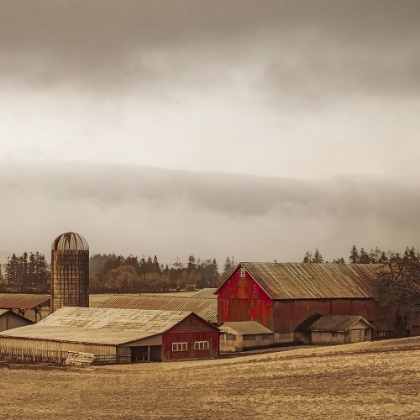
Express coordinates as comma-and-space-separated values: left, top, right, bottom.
350, 329, 363, 343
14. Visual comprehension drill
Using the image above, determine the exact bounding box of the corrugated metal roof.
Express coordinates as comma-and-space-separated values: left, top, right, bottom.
192, 288, 217, 299
306, 315, 376, 332
234, 263, 379, 300
99, 295, 217, 324
219, 321, 273, 336
0, 307, 193, 345
0, 294, 51, 309
51, 232, 89, 251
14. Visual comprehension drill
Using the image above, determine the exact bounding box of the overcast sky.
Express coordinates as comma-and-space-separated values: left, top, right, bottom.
1, 1, 419, 264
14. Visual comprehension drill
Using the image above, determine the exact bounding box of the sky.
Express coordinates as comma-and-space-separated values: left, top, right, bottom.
1, 1, 419, 265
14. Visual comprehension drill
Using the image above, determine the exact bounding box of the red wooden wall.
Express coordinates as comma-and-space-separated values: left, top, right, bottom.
217, 267, 274, 330
273, 299, 394, 333
162, 313, 219, 361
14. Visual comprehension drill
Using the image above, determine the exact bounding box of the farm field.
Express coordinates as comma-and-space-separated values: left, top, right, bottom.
2, 338, 420, 419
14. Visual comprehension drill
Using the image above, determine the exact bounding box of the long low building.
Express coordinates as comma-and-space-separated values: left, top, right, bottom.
0, 307, 219, 363
100, 294, 217, 324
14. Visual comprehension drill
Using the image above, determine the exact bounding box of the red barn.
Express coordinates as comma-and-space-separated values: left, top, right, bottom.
216, 262, 409, 344
0, 307, 219, 363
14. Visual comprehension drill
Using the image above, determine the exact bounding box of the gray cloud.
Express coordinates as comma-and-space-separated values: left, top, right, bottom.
1, 162, 419, 263
0, 0, 419, 99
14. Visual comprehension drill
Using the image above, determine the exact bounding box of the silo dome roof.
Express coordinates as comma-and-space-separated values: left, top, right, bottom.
52, 232, 89, 251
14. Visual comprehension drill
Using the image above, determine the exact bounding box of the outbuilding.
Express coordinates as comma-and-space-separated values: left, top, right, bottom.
297, 314, 376, 345
218, 321, 273, 352
100, 294, 217, 324
0, 307, 219, 364
0, 309, 34, 332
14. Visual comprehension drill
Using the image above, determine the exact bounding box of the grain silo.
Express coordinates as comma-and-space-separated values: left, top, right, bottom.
51, 232, 89, 312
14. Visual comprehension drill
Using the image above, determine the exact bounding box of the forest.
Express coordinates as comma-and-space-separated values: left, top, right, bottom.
0, 252, 236, 294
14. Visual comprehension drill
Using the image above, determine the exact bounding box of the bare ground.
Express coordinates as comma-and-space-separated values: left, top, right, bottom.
1, 338, 420, 419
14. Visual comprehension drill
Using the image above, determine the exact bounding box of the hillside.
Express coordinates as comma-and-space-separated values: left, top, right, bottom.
2, 337, 420, 419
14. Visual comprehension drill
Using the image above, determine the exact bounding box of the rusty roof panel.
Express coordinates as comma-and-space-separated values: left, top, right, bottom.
219, 321, 273, 335
0, 307, 192, 345
0, 294, 51, 309
100, 295, 217, 324
239, 263, 379, 300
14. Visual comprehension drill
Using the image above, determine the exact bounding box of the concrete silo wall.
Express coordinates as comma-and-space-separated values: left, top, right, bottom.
51, 249, 89, 312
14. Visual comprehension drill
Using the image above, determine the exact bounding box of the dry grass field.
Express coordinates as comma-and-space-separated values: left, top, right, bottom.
2, 338, 420, 419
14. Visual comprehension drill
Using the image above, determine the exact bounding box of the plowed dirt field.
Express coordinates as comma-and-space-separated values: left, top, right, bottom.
1, 338, 420, 419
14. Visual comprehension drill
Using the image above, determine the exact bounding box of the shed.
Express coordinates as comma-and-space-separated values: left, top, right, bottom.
0, 307, 219, 364
216, 262, 398, 344
0, 293, 50, 322
218, 321, 273, 352
0, 309, 34, 332
298, 314, 376, 345
100, 295, 217, 324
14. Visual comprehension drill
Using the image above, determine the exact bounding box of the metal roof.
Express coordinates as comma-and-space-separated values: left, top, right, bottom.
51, 232, 89, 251
305, 315, 376, 332
219, 321, 273, 336
0, 307, 193, 346
192, 288, 218, 299
223, 263, 379, 300
0, 294, 51, 309
100, 295, 217, 324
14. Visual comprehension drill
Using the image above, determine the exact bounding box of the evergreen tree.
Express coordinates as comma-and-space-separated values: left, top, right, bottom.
359, 248, 371, 264
312, 248, 324, 263
349, 245, 359, 264
302, 251, 313, 263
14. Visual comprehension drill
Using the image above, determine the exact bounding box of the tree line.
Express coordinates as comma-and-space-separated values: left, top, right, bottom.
89, 254, 237, 293
0, 252, 50, 293
302, 245, 392, 264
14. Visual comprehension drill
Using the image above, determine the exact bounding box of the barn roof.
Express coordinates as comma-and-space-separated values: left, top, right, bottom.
0, 307, 194, 346
303, 314, 376, 332
99, 295, 217, 324
217, 263, 379, 300
219, 321, 273, 336
192, 288, 218, 299
0, 293, 51, 309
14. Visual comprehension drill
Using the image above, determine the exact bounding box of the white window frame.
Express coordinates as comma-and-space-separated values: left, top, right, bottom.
194, 341, 209, 350
240, 267, 246, 278
172, 342, 188, 352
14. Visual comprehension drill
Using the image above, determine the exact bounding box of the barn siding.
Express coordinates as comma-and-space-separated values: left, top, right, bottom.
162, 313, 219, 361
0, 313, 33, 332
217, 268, 273, 330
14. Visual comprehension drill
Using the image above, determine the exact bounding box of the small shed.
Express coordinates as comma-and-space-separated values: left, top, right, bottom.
300, 314, 376, 345
0, 309, 34, 332
218, 321, 273, 352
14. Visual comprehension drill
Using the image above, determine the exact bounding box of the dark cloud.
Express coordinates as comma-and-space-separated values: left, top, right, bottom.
0, 1, 419, 98
1, 162, 420, 263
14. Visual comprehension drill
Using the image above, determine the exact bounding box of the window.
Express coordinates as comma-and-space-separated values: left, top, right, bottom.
225, 334, 236, 341
243, 335, 256, 341
364, 328, 370, 336
194, 341, 209, 350
172, 342, 187, 352
377, 331, 386, 338
240, 267, 245, 278
331, 332, 338, 337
